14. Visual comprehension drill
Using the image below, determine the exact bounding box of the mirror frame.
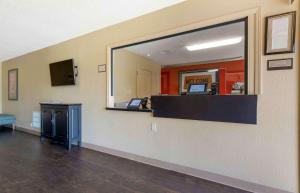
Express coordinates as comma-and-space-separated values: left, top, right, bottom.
106, 8, 261, 108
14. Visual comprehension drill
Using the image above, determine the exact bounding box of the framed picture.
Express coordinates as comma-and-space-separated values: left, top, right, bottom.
8, 68, 18, 100
265, 11, 296, 55
267, 58, 293, 71
179, 69, 218, 95
289, 0, 295, 4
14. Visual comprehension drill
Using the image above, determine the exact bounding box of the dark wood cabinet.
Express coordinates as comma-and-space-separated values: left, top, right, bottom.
40, 103, 82, 150
41, 109, 53, 138
53, 109, 68, 141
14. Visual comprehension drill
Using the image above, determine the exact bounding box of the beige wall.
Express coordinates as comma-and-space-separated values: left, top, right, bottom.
114, 49, 161, 103
0, 63, 2, 113
1, 0, 299, 192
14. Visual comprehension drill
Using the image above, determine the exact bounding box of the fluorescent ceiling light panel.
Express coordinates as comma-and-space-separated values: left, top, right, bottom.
186, 37, 243, 51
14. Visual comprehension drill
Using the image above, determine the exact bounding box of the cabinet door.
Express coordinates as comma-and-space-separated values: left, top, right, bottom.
41, 109, 52, 137
53, 109, 68, 140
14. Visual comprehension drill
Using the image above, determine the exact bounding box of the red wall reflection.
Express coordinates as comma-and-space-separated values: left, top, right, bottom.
161, 60, 245, 95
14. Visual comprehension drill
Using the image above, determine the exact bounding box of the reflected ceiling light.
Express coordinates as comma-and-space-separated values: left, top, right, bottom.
186, 37, 243, 51
147, 53, 151, 57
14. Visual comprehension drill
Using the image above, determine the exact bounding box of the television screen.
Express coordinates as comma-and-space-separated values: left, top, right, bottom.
49, 59, 75, 86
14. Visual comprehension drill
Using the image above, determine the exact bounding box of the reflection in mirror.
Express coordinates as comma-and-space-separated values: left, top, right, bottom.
112, 19, 247, 109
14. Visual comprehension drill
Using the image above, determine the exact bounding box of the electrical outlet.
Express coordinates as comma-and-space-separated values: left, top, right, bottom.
151, 123, 158, 132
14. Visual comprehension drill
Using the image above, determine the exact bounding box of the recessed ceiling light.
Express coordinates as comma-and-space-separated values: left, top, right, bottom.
186, 37, 243, 51
208, 69, 219, 72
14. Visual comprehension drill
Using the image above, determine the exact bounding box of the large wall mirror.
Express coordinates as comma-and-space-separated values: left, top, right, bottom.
109, 18, 250, 110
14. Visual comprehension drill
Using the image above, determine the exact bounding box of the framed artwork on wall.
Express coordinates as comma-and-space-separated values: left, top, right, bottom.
265, 11, 296, 55
289, 0, 295, 4
179, 69, 218, 95
8, 68, 18, 100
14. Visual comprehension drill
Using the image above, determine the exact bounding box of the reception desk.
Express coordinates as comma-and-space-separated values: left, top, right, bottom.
151, 95, 257, 124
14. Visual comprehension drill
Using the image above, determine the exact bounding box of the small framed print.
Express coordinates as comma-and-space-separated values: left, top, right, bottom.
267, 58, 293, 71
265, 11, 296, 55
98, 64, 106, 73
8, 68, 18, 100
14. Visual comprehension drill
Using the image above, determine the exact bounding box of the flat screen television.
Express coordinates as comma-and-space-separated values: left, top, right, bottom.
49, 59, 75, 86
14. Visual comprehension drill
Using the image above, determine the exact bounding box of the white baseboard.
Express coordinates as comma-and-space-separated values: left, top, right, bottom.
82, 142, 292, 193
15, 126, 291, 193
16, 126, 40, 136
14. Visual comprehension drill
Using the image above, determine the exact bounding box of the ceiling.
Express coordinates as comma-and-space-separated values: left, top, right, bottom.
0, 0, 184, 62
125, 21, 245, 66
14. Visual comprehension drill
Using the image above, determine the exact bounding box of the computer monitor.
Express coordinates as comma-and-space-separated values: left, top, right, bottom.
127, 98, 142, 109
187, 83, 207, 95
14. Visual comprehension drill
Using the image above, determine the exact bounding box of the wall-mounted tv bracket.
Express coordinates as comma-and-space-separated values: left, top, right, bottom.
74, 66, 78, 77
